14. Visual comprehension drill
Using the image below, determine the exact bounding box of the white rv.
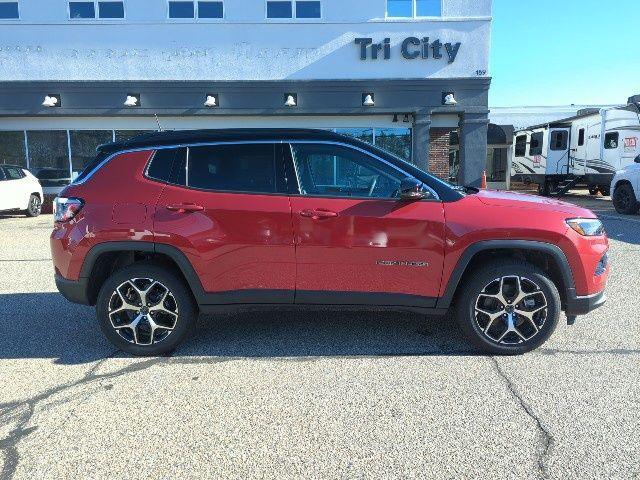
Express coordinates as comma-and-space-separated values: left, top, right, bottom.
511, 98, 640, 196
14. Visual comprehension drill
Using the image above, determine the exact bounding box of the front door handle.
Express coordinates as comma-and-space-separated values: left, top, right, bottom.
166, 203, 205, 213
300, 208, 338, 219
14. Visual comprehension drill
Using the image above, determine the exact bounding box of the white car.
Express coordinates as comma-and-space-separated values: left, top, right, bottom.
0, 165, 44, 217
611, 158, 640, 215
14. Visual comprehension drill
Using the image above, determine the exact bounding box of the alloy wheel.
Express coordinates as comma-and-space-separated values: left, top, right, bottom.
108, 278, 179, 346
474, 275, 548, 345
29, 196, 41, 215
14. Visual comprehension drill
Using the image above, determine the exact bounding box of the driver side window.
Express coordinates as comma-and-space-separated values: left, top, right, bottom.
290, 143, 405, 198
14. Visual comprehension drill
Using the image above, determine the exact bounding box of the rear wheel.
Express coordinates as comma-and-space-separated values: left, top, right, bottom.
25, 194, 41, 217
96, 264, 197, 356
588, 185, 599, 196
613, 183, 640, 215
455, 261, 561, 355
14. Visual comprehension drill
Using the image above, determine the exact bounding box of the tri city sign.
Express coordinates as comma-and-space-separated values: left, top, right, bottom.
355, 37, 461, 63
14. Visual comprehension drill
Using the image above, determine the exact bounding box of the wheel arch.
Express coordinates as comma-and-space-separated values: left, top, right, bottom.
437, 240, 576, 310
80, 242, 206, 306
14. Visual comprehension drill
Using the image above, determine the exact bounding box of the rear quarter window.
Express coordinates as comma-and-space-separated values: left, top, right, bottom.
146, 148, 187, 185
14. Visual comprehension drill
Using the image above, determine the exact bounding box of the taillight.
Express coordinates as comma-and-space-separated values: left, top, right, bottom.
54, 197, 84, 222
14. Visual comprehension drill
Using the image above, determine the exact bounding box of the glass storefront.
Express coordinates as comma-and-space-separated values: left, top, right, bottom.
0, 131, 26, 167
27, 131, 71, 188
0, 126, 413, 189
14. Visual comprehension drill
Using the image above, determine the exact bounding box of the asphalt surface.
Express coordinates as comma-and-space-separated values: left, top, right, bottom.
0, 195, 638, 479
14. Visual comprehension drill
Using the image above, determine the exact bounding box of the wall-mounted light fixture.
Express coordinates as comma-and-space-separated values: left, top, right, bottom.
403, 113, 411, 123
124, 94, 140, 107
442, 92, 457, 106
392, 114, 399, 123
204, 94, 219, 107
42, 94, 61, 107
284, 93, 297, 107
362, 93, 375, 107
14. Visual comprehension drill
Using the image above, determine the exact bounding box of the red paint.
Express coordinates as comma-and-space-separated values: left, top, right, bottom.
51, 150, 609, 303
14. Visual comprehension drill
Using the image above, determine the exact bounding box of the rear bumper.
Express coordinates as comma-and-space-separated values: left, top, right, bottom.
55, 274, 91, 306
565, 288, 606, 316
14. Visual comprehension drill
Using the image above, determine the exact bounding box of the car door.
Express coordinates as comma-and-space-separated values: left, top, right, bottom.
153, 143, 296, 304
1, 166, 26, 210
287, 142, 446, 307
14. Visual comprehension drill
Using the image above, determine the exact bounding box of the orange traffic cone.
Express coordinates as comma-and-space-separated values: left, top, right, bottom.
481, 170, 488, 189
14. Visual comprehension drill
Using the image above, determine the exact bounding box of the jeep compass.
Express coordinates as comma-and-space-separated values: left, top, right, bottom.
51, 129, 609, 356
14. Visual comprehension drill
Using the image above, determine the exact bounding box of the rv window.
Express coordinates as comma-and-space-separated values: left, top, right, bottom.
578, 129, 585, 146
529, 132, 544, 156
550, 130, 568, 151
604, 132, 619, 150
515, 135, 527, 157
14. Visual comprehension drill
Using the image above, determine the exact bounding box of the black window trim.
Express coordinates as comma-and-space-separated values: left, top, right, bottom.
80, 139, 444, 201
143, 142, 288, 196
285, 140, 440, 201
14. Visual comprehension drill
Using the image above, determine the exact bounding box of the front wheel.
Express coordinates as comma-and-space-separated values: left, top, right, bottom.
96, 264, 197, 356
455, 261, 561, 355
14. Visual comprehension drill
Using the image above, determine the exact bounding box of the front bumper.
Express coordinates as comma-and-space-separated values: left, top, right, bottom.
55, 274, 91, 306
565, 288, 606, 316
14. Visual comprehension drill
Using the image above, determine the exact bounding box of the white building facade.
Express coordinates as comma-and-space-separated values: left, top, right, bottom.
0, 0, 491, 192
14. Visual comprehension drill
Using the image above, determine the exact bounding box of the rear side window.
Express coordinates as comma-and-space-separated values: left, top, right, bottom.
550, 130, 568, 151
187, 144, 278, 193
146, 148, 187, 185
3, 166, 24, 179
604, 132, 619, 150
529, 132, 544, 156
514, 135, 527, 157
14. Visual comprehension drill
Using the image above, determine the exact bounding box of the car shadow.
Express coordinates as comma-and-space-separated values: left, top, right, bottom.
596, 214, 640, 246
0, 292, 480, 365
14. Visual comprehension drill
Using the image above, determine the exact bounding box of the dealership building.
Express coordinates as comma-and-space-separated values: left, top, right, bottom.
0, 0, 492, 196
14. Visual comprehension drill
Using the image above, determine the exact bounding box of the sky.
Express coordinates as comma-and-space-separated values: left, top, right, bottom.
490, 0, 640, 107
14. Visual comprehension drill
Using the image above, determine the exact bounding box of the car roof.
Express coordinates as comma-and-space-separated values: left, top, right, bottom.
97, 128, 357, 154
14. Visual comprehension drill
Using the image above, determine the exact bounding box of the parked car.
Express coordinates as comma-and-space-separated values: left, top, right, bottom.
611, 157, 640, 214
51, 129, 610, 356
35, 167, 72, 197
0, 164, 43, 217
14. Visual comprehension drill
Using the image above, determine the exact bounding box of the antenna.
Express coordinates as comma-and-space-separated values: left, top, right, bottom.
154, 114, 164, 132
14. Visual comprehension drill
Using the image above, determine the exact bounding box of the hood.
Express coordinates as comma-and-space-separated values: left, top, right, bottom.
475, 190, 596, 217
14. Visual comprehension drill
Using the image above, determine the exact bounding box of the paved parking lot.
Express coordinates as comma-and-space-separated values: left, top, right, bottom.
0, 197, 638, 480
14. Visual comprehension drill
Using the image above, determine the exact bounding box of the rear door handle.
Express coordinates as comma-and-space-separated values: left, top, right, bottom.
166, 203, 205, 213
300, 208, 338, 219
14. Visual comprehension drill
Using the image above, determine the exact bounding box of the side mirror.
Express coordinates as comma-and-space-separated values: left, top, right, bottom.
634, 155, 640, 164
399, 177, 428, 200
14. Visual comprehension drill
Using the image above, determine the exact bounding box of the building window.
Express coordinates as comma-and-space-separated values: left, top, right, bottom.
387, 0, 441, 18
198, 1, 223, 18
69, 1, 95, 18
0, 132, 26, 167
98, 1, 124, 18
26, 131, 71, 188
515, 135, 527, 157
70, 131, 113, 177
604, 132, 619, 150
0, 2, 19, 19
169, 1, 195, 18
169, 1, 223, 19
267, 1, 320, 19
69, 1, 124, 19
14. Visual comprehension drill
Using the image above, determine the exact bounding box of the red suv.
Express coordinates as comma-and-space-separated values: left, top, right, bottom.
51, 129, 609, 356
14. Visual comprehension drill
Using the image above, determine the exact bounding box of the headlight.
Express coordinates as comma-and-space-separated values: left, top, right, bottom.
566, 218, 605, 236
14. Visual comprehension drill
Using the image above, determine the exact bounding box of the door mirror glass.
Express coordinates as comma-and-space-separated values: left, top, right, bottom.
399, 177, 427, 200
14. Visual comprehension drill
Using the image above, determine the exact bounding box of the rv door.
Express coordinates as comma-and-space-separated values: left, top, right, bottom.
547, 128, 570, 175
571, 123, 589, 176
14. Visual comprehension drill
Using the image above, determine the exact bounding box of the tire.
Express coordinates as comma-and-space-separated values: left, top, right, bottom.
588, 185, 599, 196
538, 182, 550, 197
96, 263, 197, 356
454, 260, 561, 355
24, 194, 42, 217
612, 183, 640, 215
